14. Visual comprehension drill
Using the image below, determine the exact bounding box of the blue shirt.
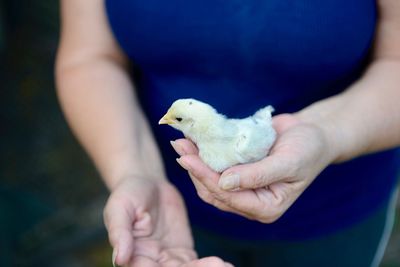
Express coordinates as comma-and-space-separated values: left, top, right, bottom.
106, 0, 399, 239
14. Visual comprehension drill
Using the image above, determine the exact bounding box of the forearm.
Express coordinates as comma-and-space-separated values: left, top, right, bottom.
297, 59, 400, 163
56, 57, 166, 189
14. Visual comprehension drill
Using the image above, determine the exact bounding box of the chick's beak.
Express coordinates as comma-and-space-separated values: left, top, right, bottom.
158, 111, 175, 125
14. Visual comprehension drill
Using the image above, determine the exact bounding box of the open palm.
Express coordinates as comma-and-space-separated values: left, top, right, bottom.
104, 177, 232, 267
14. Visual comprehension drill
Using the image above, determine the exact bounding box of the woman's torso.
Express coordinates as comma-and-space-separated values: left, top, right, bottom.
105, 0, 399, 239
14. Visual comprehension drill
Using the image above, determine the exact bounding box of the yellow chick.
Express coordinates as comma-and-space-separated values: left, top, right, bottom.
159, 99, 276, 172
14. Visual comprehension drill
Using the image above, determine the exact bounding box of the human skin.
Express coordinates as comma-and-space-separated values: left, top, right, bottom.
56, 0, 400, 266
56, 1, 233, 266
173, 0, 400, 223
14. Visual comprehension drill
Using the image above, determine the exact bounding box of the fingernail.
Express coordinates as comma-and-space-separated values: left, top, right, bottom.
219, 173, 240, 190
170, 140, 177, 151
176, 158, 190, 170
170, 140, 185, 155
112, 247, 118, 267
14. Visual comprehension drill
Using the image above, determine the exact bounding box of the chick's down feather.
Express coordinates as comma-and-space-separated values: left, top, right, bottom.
159, 99, 276, 172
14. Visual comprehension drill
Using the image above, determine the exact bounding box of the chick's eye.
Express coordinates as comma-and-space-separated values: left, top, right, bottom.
176, 117, 183, 122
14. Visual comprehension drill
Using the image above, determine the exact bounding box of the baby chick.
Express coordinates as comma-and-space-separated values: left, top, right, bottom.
159, 99, 276, 172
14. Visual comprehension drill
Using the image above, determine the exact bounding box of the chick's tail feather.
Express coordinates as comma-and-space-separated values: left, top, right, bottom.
253, 105, 274, 120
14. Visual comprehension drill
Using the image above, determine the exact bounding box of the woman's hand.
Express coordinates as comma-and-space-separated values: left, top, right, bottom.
172, 114, 336, 223
104, 176, 233, 267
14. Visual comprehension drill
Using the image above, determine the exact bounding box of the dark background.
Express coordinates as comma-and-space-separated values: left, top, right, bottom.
0, 1, 399, 266
1, 1, 110, 266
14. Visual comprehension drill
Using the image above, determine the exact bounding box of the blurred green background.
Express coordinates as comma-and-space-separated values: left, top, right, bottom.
0, 1, 399, 266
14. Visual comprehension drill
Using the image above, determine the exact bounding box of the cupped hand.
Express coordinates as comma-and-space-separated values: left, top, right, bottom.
103, 176, 233, 267
172, 113, 336, 223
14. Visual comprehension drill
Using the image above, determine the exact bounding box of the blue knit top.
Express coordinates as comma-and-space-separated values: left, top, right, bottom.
105, 0, 399, 239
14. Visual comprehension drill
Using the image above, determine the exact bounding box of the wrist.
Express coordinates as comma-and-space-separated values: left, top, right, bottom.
97, 150, 167, 191
294, 108, 347, 164
103, 167, 167, 192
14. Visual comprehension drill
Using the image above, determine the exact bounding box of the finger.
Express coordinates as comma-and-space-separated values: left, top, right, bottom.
187, 172, 236, 213
219, 156, 295, 190
132, 212, 154, 237
177, 155, 263, 218
179, 153, 301, 223
104, 198, 136, 265
177, 154, 220, 185
171, 139, 199, 156
189, 172, 264, 219
176, 155, 245, 214
177, 155, 241, 208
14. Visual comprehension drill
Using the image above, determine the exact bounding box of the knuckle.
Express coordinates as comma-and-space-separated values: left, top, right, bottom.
258, 203, 284, 224
102, 208, 110, 225
253, 172, 266, 188
274, 190, 288, 207
240, 212, 259, 221
103, 195, 131, 228
103, 200, 114, 224
249, 162, 270, 188
107, 227, 121, 245
259, 216, 278, 224
259, 211, 282, 224
285, 158, 301, 177
213, 201, 231, 212
212, 192, 232, 206
197, 189, 213, 203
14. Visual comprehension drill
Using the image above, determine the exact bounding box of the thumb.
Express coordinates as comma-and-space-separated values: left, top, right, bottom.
218, 156, 293, 190
104, 197, 136, 266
